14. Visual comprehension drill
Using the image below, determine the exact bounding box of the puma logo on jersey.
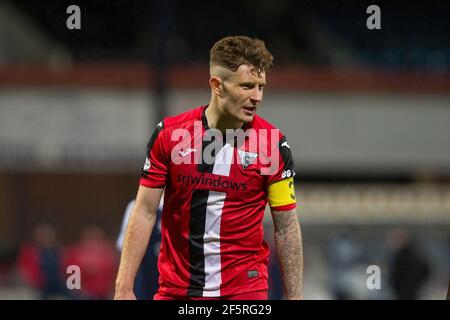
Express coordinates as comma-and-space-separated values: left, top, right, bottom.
143, 157, 151, 170
281, 141, 290, 149
179, 148, 197, 157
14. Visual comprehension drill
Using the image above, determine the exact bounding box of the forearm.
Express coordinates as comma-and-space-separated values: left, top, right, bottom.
115, 205, 156, 293
273, 211, 304, 300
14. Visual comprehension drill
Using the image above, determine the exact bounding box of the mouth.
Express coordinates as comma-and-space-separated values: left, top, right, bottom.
242, 106, 256, 114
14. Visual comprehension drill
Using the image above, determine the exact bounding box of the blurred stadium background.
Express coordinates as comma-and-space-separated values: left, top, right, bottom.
0, 0, 449, 299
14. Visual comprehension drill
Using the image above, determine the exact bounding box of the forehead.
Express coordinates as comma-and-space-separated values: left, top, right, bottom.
231, 64, 266, 84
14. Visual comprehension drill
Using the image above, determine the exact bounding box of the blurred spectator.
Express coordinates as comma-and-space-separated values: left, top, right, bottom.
17, 224, 69, 299
264, 225, 284, 300
325, 231, 365, 300
116, 199, 162, 300
66, 225, 118, 299
387, 228, 430, 300
267, 245, 284, 300
0, 242, 17, 286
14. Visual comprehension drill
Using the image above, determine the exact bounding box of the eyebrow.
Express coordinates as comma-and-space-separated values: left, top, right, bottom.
240, 81, 266, 86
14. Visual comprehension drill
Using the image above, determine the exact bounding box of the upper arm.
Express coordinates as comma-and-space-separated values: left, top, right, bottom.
134, 186, 164, 220
266, 134, 297, 212
140, 121, 168, 188
267, 177, 296, 211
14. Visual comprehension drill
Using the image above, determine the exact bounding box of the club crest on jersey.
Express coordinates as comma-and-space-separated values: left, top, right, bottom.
237, 150, 258, 169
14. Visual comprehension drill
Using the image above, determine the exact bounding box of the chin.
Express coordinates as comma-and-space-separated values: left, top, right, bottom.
227, 110, 254, 124
234, 115, 251, 124
244, 115, 255, 122
238, 112, 255, 123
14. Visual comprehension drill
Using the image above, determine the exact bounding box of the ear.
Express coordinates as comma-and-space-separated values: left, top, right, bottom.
209, 76, 223, 97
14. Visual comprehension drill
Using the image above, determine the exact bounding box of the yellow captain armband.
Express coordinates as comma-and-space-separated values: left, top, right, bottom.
268, 177, 296, 208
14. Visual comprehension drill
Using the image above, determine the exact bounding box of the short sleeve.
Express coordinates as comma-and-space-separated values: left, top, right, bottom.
267, 135, 296, 184
266, 135, 297, 211
139, 121, 168, 188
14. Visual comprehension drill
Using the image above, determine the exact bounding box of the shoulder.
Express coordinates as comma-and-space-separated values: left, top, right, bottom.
148, 106, 203, 144
250, 114, 286, 139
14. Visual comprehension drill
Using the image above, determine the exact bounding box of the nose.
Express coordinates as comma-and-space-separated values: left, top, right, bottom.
249, 87, 263, 104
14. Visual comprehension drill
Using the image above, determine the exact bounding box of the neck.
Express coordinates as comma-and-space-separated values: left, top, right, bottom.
206, 99, 244, 133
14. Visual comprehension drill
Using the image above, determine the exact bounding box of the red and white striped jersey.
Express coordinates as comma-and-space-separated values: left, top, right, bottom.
140, 105, 296, 297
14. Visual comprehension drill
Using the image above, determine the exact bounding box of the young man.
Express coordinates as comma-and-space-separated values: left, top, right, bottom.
114, 36, 303, 300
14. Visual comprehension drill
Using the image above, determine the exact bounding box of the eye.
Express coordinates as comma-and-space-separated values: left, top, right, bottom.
240, 82, 257, 89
